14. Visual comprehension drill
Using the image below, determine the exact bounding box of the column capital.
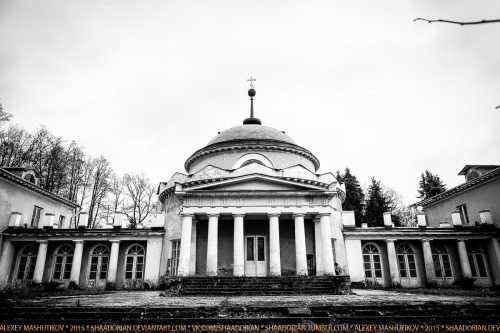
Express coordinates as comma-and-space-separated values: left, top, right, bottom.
37, 240, 49, 244
180, 212, 194, 218
457, 238, 468, 243
207, 213, 220, 218
73, 240, 85, 244
292, 213, 306, 218
317, 212, 331, 217
420, 238, 433, 243
267, 213, 280, 218
109, 240, 121, 244
233, 213, 245, 218
385, 238, 397, 243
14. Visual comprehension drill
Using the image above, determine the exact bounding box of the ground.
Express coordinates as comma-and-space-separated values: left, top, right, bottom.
4, 288, 500, 307
1, 289, 499, 332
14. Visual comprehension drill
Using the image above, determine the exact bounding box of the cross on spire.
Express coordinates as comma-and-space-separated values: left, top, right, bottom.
247, 76, 256, 88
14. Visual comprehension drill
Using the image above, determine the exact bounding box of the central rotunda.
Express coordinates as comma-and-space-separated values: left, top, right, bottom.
158, 88, 347, 278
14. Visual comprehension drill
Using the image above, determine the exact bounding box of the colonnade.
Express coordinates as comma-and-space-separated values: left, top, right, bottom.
177, 212, 337, 277
383, 237, 499, 286
29, 239, 122, 286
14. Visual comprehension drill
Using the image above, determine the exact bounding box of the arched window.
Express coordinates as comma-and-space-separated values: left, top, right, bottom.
240, 159, 266, 168
53, 244, 74, 280
233, 153, 273, 169
362, 244, 382, 281
397, 243, 417, 278
431, 244, 453, 279
125, 245, 145, 280
23, 174, 36, 184
467, 244, 488, 278
16, 244, 38, 282
89, 245, 109, 282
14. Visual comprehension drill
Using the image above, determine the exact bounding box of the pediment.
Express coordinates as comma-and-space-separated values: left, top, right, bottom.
187, 175, 324, 191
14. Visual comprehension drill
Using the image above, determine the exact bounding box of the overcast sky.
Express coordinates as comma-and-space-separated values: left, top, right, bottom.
1, 0, 499, 204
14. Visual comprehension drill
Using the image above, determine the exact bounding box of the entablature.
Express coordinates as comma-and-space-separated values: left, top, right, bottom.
342, 226, 498, 241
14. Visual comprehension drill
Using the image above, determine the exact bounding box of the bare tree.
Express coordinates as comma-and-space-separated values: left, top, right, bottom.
381, 183, 416, 227
87, 156, 113, 228
0, 102, 12, 124
122, 173, 159, 228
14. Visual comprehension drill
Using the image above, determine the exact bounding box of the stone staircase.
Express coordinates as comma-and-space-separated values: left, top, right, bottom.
179, 275, 351, 295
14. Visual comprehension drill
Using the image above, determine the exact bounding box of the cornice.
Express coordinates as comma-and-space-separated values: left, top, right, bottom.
343, 226, 498, 240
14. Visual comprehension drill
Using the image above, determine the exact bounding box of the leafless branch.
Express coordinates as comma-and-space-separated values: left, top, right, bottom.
414, 18, 500, 25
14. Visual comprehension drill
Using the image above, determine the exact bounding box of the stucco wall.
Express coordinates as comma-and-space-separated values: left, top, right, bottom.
424, 178, 500, 227
0, 179, 74, 229
160, 195, 182, 276
189, 150, 315, 174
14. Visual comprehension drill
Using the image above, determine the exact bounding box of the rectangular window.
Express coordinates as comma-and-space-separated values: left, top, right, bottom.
63, 256, 73, 279
170, 240, 180, 276
442, 254, 453, 278
89, 256, 98, 280
331, 239, 337, 263
257, 237, 265, 261
31, 206, 43, 228
58, 216, 65, 228
456, 205, 469, 225
17, 257, 27, 280
125, 257, 134, 279
246, 238, 254, 261
433, 254, 442, 277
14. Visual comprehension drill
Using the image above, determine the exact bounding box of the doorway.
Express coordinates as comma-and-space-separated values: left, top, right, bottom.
245, 235, 267, 276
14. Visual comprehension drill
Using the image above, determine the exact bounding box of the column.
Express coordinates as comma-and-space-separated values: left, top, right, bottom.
319, 213, 335, 275
107, 240, 120, 287
293, 213, 308, 276
421, 239, 437, 285
233, 214, 245, 276
33, 240, 49, 283
386, 239, 401, 286
70, 240, 85, 286
0, 240, 15, 287
144, 238, 163, 288
457, 239, 472, 278
488, 238, 500, 284
189, 218, 198, 275
314, 218, 324, 276
177, 213, 193, 277
206, 214, 219, 276
268, 213, 281, 276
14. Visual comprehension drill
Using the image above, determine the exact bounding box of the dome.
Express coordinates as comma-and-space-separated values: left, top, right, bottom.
207, 124, 297, 146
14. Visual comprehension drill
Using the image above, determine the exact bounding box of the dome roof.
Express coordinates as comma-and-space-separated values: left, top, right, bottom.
207, 124, 297, 146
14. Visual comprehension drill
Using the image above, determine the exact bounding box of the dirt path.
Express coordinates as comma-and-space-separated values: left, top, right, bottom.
16, 289, 500, 308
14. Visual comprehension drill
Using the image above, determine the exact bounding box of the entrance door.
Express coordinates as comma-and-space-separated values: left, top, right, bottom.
245, 236, 267, 276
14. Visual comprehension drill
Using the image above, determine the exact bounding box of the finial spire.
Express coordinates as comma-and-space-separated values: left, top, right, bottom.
243, 77, 261, 125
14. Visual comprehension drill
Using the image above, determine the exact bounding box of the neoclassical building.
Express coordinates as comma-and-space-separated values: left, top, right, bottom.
0, 89, 499, 289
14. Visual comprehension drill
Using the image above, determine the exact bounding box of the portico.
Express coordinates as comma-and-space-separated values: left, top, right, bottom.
176, 207, 337, 277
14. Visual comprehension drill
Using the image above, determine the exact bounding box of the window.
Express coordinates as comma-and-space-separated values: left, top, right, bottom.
53, 245, 74, 280
363, 244, 383, 280
58, 216, 65, 228
89, 245, 109, 281
241, 159, 266, 167
397, 243, 417, 278
467, 245, 488, 278
456, 205, 469, 225
431, 244, 453, 279
16, 244, 38, 282
170, 240, 180, 276
31, 206, 43, 228
125, 245, 145, 280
